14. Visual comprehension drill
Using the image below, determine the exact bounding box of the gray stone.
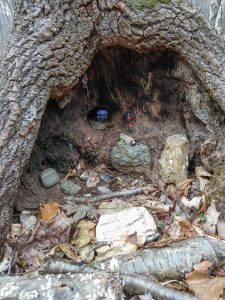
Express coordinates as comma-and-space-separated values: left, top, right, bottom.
100, 173, 111, 183
97, 186, 111, 194
109, 143, 151, 174
61, 180, 81, 196
40, 168, 60, 188
158, 134, 189, 184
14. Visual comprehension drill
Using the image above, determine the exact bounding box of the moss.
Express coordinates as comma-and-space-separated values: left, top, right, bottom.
127, 0, 171, 9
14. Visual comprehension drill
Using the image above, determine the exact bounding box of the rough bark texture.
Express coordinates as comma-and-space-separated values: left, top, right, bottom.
0, 272, 123, 299
93, 237, 225, 280
0, 0, 225, 252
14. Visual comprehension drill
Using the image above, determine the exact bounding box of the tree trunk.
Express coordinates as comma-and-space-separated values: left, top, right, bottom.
0, 0, 225, 252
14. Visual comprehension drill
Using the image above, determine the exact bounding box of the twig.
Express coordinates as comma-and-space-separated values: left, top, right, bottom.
64, 186, 147, 204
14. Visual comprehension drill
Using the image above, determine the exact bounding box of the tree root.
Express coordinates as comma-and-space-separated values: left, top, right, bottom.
122, 275, 198, 300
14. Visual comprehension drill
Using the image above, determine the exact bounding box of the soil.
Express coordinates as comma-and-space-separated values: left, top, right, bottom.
15, 47, 225, 211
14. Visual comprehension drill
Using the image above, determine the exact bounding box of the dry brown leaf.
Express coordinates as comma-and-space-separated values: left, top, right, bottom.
39, 202, 60, 224
58, 243, 77, 261
185, 261, 225, 300
18, 212, 72, 269
77, 159, 86, 173
143, 185, 158, 195
95, 163, 107, 172
64, 168, 77, 180
72, 220, 96, 249
178, 217, 197, 238
177, 179, 193, 197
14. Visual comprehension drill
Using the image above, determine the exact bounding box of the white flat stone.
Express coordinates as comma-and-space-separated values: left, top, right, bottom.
96, 206, 157, 242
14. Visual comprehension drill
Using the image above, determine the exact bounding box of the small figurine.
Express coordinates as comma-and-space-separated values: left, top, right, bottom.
126, 112, 134, 132
96, 109, 108, 123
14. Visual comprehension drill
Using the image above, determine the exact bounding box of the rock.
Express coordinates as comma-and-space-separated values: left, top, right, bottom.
40, 168, 60, 188
110, 144, 151, 174
205, 166, 225, 218
97, 186, 111, 194
119, 133, 135, 144
20, 211, 37, 231
99, 173, 111, 183
61, 180, 81, 196
200, 138, 222, 172
96, 207, 157, 242
158, 134, 189, 184
97, 199, 133, 215
86, 171, 100, 188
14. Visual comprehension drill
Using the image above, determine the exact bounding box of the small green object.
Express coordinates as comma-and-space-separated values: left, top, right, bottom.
156, 220, 164, 229
199, 213, 207, 223
127, 0, 171, 9
117, 139, 124, 145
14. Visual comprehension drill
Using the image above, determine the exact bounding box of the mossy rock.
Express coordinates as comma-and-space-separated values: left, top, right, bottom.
127, 0, 171, 9
205, 166, 225, 217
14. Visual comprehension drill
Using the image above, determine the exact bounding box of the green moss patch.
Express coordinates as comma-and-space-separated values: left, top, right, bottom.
127, 0, 171, 9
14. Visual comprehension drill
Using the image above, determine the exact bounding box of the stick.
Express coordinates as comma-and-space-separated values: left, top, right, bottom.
64, 186, 147, 204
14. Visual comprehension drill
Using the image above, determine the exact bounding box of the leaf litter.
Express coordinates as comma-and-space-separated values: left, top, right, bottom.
3, 164, 225, 300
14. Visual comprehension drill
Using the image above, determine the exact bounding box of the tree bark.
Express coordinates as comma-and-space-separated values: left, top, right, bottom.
0, 0, 225, 252
0, 272, 123, 299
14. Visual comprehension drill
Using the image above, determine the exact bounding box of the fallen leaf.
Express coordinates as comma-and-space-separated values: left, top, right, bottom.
39, 202, 60, 224
18, 212, 72, 269
77, 160, 86, 173
72, 220, 96, 249
185, 261, 225, 300
143, 185, 158, 195
177, 217, 196, 238
95, 164, 107, 172
95, 240, 137, 261
177, 179, 193, 197
58, 243, 77, 261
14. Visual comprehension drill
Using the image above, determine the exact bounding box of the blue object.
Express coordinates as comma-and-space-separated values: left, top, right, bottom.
96, 109, 108, 123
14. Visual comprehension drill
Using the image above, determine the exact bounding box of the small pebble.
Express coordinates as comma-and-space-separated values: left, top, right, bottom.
98, 186, 111, 194
40, 168, 60, 188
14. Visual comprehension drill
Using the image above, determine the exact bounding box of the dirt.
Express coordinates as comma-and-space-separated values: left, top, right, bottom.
16, 47, 225, 211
